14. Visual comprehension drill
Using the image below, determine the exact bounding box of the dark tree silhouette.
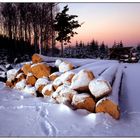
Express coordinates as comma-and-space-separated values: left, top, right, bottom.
112, 41, 117, 48
90, 39, 99, 51
54, 5, 81, 56
0, 3, 58, 55
119, 40, 123, 48
112, 41, 124, 48
100, 42, 105, 52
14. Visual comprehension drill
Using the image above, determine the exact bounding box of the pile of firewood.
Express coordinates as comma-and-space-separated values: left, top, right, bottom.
5, 54, 120, 120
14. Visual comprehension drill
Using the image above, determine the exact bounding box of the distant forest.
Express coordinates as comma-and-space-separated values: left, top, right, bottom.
0, 3, 59, 62
0, 3, 140, 63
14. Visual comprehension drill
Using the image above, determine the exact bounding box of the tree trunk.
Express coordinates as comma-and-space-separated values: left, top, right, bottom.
19, 18, 23, 39
40, 25, 43, 55
51, 5, 54, 56
25, 23, 28, 41
8, 21, 12, 39
28, 24, 31, 44
45, 26, 49, 53
33, 25, 38, 53
61, 40, 63, 57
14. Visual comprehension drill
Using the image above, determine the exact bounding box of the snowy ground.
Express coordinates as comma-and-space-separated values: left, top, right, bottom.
0, 57, 140, 137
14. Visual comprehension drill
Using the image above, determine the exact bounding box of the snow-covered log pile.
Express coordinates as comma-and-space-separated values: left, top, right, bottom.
4, 53, 121, 120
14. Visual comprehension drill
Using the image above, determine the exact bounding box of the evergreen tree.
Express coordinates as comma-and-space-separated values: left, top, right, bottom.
90, 39, 96, 51
100, 42, 105, 53
112, 41, 117, 48
87, 42, 90, 47
119, 40, 123, 48
76, 41, 79, 47
136, 44, 140, 55
79, 41, 83, 47
54, 5, 81, 56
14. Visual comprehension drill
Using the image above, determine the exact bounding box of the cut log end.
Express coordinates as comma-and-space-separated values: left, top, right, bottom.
96, 98, 120, 120
32, 54, 43, 64
6, 81, 14, 88
37, 85, 45, 93
26, 75, 37, 86
49, 74, 59, 81
22, 64, 31, 75
31, 63, 51, 78
72, 94, 96, 113
43, 90, 53, 96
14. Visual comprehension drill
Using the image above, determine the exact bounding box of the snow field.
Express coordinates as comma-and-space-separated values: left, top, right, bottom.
0, 55, 140, 136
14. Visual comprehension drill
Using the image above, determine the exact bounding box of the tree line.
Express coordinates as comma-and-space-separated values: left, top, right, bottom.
0, 3, 82, 58
0, 35, 35, 63
63, 40, 109, 59
0, 3, 140, 62
0, 3, 58, 55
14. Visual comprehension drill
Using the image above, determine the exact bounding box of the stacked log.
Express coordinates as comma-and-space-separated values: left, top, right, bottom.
95, 66, 123, 120
5, 53, 121, 120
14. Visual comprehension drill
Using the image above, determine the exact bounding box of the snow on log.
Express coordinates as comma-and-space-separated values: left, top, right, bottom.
55, 59, 63, 67
52, 84, 78, 104
97, 64, 119, 85
95, 65, 123, 120
72, 61, 119, 77
58, 61, 74, 73
14, 79, 26, 90
42, 83, 54, 97
52, 71, 75, 89
72, 93, 96, 112
88, 64, 118, 99
15, 72, 26, 83
49, 72, 62, 81
89, 79, 112, 99
35, 77, 50, 93
7, 69, 19, 82
52, 77, 63, 90
70, 69, 95, 92
22, 85, 36, 96
60, 71, 75, 85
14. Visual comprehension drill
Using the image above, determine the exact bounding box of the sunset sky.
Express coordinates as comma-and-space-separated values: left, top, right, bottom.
59, 3, 140, 47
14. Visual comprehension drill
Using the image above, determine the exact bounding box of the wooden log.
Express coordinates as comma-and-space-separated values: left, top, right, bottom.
72, 61, 119, 78
15, 72, 26, 83
95, 65, 123, 120
26, 73, 37, 86
49, 72, 62, 81
42, 84, 54, 97
70, 69, 95, 92
89, 64, 118, 99
52, 85, 77, 104
30, 63, 51, 79
22, 64, 31, 75
32, 54, 43, 64
72, 93, 96, 112
58, 61, 74, 73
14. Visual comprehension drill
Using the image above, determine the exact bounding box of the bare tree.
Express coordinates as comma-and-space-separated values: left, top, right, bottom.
0, 3, 59, 55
